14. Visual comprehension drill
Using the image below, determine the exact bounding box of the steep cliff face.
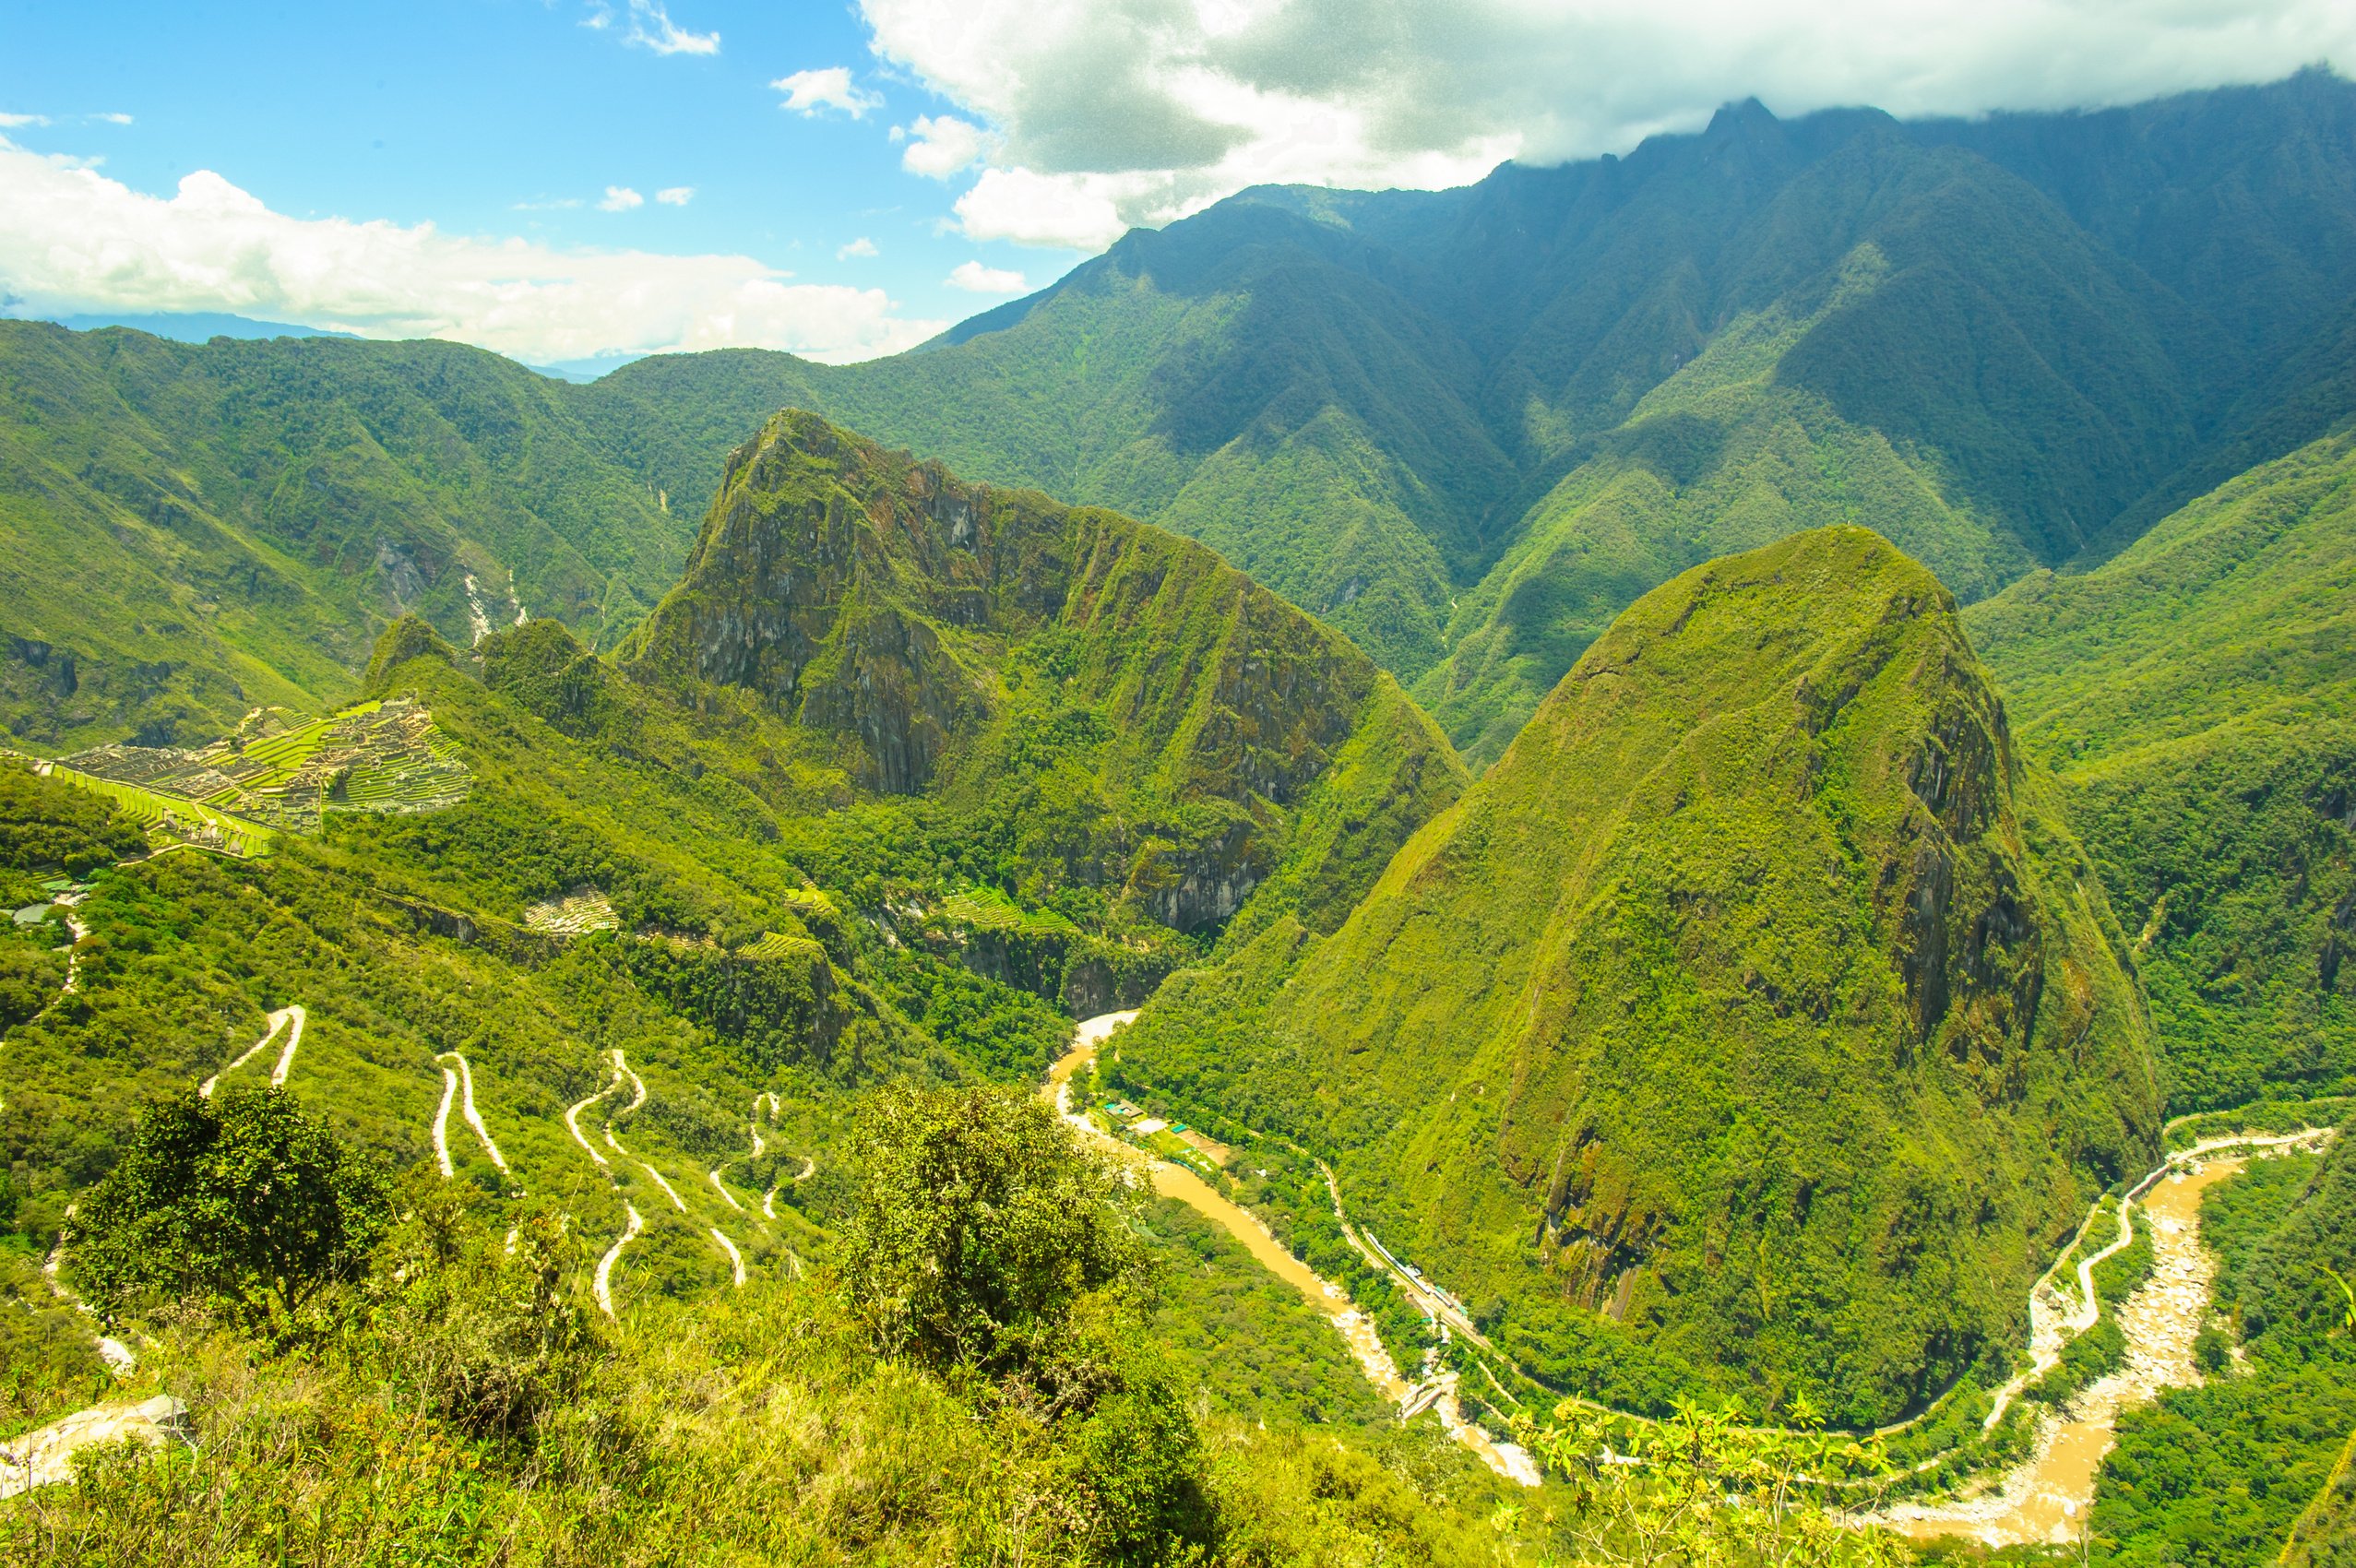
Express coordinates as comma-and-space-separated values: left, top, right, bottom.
1122, 526, 2160, 1422
626, 410, 1467, 940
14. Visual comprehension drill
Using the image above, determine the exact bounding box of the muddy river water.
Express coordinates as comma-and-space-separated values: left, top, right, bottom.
1053, 1011, 2327, 1522
1045, 1013, 1541, 1485
1884, 1153, 2256, 1547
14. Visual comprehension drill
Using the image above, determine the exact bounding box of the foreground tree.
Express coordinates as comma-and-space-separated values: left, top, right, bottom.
845, 1085, 1209, 1562
1526, 1396, 1915, 1567
843, 1082, 1144, 1376
67, 1087, 389, 1324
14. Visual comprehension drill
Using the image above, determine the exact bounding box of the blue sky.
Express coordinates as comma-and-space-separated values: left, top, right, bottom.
3, 0, 2350, 367
1, 0, 1069, 358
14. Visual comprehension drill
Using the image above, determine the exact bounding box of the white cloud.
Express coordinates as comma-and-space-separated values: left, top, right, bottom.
858, 0, 2356, 251
624, 0, 718, 56
773, 66, 884, 119
655, 185, 695, 206
599, 185, 645, 211
94, 113, 133, 126
899, 113, 988, 179
839, 236, 879, 258
946, 260, 1028, 292
0, 113, 49, 129
0, 138, 945, 364
954, 167, 1153, 251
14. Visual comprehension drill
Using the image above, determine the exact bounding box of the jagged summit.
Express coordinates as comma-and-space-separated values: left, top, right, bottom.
625, 409, 1466, 939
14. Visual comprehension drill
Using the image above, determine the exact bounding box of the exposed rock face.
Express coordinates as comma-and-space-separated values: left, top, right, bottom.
625, 410, 1468, 940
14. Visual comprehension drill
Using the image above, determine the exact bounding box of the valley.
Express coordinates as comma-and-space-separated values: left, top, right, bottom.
2, 65, 2355, 1567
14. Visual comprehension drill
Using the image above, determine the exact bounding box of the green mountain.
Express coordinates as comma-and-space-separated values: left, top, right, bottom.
1969, 427, 2356, 1111
1117, 526, 2160, 1423
4, 408, 1460, 1260
0, 322, 692, 750
622, 410, 1465, 955
13, 76, 2354, 776
560, 74, 2356, 764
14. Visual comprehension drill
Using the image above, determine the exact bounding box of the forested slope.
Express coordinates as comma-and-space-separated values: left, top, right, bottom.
1117, 526, 2160, 1425
0, 323, 691, 749
1971, 428, 2356, 1111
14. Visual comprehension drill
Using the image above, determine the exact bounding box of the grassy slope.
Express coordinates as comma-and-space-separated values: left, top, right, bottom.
1969, 429, 2356, 1111
1120, 526, 2160, 1426
0, 323, 692, 749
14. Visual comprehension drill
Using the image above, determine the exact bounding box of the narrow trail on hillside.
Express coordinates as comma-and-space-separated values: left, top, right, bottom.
435, 1052, 508, 1173
1875, 1127, 2338, 1548
1044, 1013, 1541, 1487
42, 902, 90, 1017
594, 1204, 644, 1318
200, 1006, 303, 1099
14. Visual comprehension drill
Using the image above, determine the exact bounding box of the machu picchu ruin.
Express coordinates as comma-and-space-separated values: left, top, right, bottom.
48, 696, 469, 854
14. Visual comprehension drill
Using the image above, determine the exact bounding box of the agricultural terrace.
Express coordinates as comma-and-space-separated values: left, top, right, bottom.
54, 696, 469, 854
941, 886, 1077, 935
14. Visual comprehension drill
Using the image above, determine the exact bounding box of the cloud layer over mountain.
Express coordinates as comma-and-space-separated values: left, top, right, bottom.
0, 138, 944, 363
863, 0, 2356, 248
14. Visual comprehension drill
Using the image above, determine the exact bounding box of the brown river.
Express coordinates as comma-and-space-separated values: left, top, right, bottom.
1046, 1013, 1541, 1485
1881, 1133, 2332, 1547
1053, 1012, 2330, 1523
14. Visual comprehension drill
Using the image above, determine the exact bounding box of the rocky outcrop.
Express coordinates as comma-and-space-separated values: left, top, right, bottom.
624, 410, 1469, 944
0, 1396, 188, 1498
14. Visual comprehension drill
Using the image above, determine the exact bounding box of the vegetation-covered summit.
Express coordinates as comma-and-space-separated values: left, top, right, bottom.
1119, 526, 2161, 1423
625, 409, 1465, 950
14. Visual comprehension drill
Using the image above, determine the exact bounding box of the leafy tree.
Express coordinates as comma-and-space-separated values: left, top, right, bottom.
842, 1083, 1145, 1378
66, 1087, 389, 1324
364, 1182, 604, 1443
1525, 1396, 1914, 1566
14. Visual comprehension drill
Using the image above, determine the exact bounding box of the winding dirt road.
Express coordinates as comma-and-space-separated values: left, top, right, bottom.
563, 1056, 621, 1170
710, 1228, 746, 1287
435, 1051, 508, 1172
199, 1005, 303, 1099
594, 1204, 644, 1318
432, 1065, 458, 1178
268, 1007, 304, 1085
